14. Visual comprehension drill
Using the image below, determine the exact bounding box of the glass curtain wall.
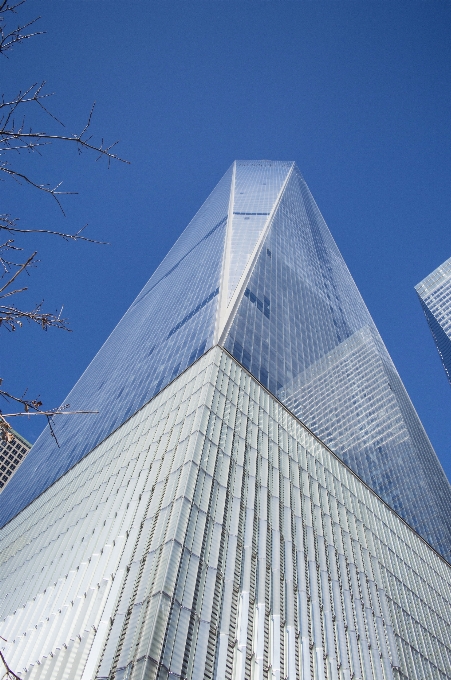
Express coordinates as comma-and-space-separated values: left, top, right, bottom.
415, 256, 451, 385
0, 167, 232, 527
224, 165, 451, 560
3, 160, 451, 564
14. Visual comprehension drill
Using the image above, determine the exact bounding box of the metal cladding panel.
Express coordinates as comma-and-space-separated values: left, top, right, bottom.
0, 349, 450, 680
223, 165, 451, 561
0, 166, 232, 528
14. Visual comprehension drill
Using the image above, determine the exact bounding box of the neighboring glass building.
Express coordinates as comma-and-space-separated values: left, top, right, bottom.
1, 162, 451, 680
415, 256, 451, 386
0, 429, 31, 493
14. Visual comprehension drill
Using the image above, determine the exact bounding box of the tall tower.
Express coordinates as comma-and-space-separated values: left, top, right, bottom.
1, 162, 450, 680
2, 161, 450, 558
0, 429, 31, 493
415, 255, 451, 386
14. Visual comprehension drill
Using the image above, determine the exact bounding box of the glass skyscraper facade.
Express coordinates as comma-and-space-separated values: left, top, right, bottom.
1, 161, 450, 560
0, 429, 31, 493
1, 161, 451, 680
415, 256, 451, 386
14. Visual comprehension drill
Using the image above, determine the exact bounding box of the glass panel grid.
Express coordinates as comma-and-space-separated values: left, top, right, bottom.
0, 166, 233, 528
227, 161, 292, 302
416, 261, 451, 385
224, 165, 451, 561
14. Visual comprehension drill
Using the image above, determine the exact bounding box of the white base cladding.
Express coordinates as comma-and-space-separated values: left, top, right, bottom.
0, 347, 450, 680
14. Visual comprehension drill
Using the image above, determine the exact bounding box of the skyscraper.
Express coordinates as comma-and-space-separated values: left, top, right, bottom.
0, 429, 31, 493
1, 162, 450, 680
1, 161, 450, 559
415, 256, 451, 386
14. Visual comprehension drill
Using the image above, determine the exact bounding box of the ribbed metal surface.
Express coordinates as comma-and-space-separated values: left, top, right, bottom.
1, 349, 450, 680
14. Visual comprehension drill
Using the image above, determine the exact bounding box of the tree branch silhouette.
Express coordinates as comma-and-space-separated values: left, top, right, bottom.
0, 0, 127, 448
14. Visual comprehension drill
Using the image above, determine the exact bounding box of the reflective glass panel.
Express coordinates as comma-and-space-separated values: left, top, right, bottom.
0, 166, 233, 527
416, 257, 451, 385
227, 161, 291, 302
224, 165, 451, 560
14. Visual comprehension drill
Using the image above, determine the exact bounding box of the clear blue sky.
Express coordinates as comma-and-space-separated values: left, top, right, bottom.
3, 1, 451, 482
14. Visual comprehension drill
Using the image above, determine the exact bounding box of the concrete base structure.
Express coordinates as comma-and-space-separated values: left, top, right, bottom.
0, 348, 450, 680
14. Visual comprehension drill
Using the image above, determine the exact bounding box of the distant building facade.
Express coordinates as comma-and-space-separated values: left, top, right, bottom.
415, 255, 451, 386
0, 429, 31, 492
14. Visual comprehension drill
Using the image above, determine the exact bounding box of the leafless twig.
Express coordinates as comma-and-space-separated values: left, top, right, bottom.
1, 83, 128, 210
0, 214, 109, 243
0, 302, 69, 332
0, 0, 124, 473
0, 637, 23, 680
0, 386, 98, 446
0, 241, 70, 331
0, 0, 44, 57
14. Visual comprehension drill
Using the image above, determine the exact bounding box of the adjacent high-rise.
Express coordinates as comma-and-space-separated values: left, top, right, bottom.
415, 255, 451, 386
0, 429, 31, 493
1, 162, 450, 680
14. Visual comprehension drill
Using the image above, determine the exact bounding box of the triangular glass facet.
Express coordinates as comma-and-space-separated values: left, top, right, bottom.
0, 165, 233, 527
223, 165, 451, 560
226, 161, 292, 303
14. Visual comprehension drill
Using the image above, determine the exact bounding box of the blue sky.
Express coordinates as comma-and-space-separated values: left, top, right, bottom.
3, 1, 451, 481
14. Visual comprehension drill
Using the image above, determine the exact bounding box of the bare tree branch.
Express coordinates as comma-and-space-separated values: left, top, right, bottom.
0, 636, 23, 680
0, 239, 74, 333
1, 167, 75, 212
0, 302, 69, 331
0, 649, 22, 680
1, 215, 109, 243
0, 2, 44, 57
0, 222, 107, 333
0, 88, 53, 111
0, 86, 128, 214
0, 386, 99, 448
0, 248, 36, 293
0, 0, 126, 494
1, 83, 128, 166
